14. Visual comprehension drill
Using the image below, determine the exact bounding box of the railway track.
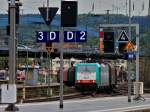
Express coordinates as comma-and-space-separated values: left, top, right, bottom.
21, 84, 129, 103
2, 82, 148, 103
22, 92, 119, 103
22, 93, 82, 103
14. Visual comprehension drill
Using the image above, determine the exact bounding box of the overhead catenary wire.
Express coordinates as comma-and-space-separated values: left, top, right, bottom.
0, 0, 148, 15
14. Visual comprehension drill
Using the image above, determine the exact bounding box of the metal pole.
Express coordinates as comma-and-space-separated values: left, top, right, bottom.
9, 0, 16, 85
133, 24, 140, 99
60, 27, 64, 109
106, 10, 110, 24
127, 60, 131, 102
46, 0, 49, 21
128, 0, 132, 102
41, 49, 44, 66
46, 52, 48, 85
5, 0, 19, 111
50, 56, 53, 95
26, 47, 29, 83
136, 25, 139, 82
47, 52, 52, 96
126, 0, 128, 16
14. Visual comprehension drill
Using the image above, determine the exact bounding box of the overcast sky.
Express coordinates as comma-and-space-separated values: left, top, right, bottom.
0, 0, 149, 16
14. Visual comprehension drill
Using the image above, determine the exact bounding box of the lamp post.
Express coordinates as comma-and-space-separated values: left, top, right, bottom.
5, 0, 18, 111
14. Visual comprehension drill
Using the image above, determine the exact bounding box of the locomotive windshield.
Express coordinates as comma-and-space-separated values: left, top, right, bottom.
77, 66, 96, 72
76, 65, 96, 81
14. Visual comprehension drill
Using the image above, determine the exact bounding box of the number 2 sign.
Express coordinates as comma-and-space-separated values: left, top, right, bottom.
64, 31, 87, 42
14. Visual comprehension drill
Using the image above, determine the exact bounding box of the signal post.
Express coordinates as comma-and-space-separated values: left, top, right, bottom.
99, 24, 140, 102
3, 0, 20, 111
46, 43, 54, 96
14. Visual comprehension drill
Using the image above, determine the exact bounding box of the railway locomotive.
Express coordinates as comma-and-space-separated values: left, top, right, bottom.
63, 62, 117, 91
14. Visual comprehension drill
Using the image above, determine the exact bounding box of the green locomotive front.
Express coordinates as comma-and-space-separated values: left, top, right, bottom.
75, 63, 116, 91
75, 63, 100, 91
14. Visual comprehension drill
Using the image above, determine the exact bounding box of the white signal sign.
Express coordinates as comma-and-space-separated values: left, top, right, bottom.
118, 30, 129, 42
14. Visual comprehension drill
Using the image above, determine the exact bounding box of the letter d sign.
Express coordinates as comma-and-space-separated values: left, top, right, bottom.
48, 31, 59, 42
64, 31, 76, 42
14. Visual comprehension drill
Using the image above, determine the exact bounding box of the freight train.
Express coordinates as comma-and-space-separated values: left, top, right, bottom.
62, 62, 117, 92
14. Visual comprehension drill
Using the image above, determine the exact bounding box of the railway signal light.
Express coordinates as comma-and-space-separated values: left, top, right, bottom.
61, 1, 78, 27
6, 25, 10, 35
46, 42, 53, 53
15, 3, 20, 24
7, 1, 22, 35
119, 43, 127, 54
8, 2, 22, 25
45, 42, 57, 53
103, 31, 114, 53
